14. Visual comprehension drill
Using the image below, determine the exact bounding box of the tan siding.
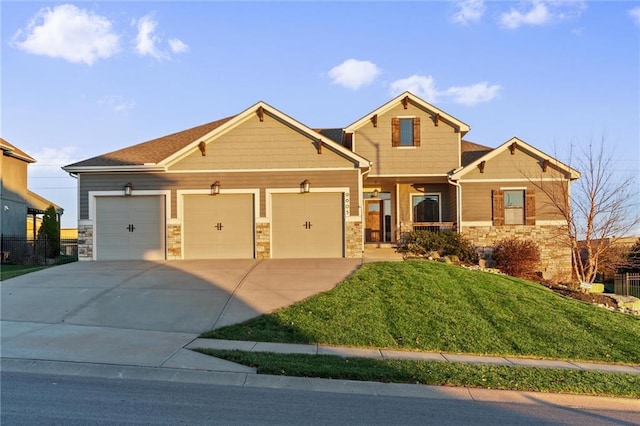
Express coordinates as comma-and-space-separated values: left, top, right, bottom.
170, 113, 356, 170
463, 146, 569, 180
354, 102, 459, 176
461, 181, 567, 222
79, 170, 360, 219
1, 155, 28, 200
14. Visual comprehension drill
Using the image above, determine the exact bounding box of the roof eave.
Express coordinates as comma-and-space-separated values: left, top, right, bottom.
62, 165, 167, 173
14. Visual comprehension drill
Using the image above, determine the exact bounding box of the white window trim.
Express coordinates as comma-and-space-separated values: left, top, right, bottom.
410, 192, 442, 223
502, 188, 526, 225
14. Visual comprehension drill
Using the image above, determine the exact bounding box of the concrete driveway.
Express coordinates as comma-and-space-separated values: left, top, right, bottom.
1, 259, 360, 370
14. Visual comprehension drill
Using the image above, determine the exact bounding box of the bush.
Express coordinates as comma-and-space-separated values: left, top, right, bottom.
396, 230, 478, 263
492, 238, 540, 279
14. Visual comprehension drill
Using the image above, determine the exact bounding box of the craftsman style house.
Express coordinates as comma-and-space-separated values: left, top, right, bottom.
63, 92, 579, 280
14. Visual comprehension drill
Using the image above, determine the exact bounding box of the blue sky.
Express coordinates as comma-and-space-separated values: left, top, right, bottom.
2, 1, 639, 228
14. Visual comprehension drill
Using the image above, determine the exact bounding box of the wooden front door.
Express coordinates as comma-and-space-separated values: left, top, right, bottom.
365, 199, 383, 243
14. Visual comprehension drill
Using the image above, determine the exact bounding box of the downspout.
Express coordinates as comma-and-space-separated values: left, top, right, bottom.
448, 176, 462, 234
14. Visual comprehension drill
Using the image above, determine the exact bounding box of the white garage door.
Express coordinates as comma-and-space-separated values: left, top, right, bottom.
183, 194, 254, 259
95, 196, 165, 260
272, 192, 344, 258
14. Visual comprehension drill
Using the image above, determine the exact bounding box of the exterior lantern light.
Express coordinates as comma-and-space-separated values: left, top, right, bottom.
210, 181, 221, 195
372, 189, 380, 198
124, 182, 133, 196
300, 179, 311, 193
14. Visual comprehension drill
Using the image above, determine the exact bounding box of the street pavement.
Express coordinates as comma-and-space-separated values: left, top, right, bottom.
1, 259, 639, 412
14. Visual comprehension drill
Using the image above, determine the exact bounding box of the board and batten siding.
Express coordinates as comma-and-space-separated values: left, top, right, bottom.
171, 113, 357, 170
353, 102, 460, 176
460, 181, 567, 222
78, 169, 361, 220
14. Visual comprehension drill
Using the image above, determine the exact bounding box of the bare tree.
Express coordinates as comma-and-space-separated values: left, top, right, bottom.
533, 140, 639, 285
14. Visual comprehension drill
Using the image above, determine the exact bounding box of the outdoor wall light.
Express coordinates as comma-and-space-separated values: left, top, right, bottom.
300, 179, 311, 193
372, 189, 380, 198
124, 182, 133, 196
210, 181, 221, 195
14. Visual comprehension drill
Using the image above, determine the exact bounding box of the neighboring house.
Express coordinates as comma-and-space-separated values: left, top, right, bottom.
63, 92, 579, 281
1, 138, 63, 239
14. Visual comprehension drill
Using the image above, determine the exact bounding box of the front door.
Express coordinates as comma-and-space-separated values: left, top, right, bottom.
365, 199, 383, 243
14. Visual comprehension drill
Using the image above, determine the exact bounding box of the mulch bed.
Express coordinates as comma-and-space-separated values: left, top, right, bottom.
539, 282, 619, 309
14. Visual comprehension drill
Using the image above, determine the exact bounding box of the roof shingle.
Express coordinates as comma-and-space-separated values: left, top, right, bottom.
65, 116, 235, 168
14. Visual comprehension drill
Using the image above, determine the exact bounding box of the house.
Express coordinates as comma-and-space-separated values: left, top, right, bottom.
63, 92, 579, 281
1, 138, 64, 239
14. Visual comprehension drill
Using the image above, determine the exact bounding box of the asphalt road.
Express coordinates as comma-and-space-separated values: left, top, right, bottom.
2, 372, 638, 426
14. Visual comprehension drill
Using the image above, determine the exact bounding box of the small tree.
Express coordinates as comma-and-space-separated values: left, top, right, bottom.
38, 205, 60, 258
620, 238, 640, 273
531, 140, 640, 285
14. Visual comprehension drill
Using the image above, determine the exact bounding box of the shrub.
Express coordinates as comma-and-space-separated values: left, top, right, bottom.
492, 238, 540, 279
37, 205, 60, 258
396, 230, 478, 263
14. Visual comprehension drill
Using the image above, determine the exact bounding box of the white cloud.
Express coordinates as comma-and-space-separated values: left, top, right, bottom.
499, 0, 587, 30
100, 95, 135, 112
500, 1, 551, 29
630, 7, 640, 26
10, 4, 120, 65
169, 38, 189, 54
133, 14, 188, 59
29, 146, 80, 174
133, 14, 167, 59
443, 82, 502, 106
389, 75, 501, 106
452, 0, 486, 26
389, 75, 440, 103
328, 59, 380, 90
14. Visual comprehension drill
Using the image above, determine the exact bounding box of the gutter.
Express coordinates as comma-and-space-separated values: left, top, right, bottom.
448, 176, 462, 234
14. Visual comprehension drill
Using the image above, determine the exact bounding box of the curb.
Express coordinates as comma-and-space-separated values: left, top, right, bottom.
2, 358, 639, 412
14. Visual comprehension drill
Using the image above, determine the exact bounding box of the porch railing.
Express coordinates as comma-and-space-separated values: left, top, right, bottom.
411, 222, 456, 232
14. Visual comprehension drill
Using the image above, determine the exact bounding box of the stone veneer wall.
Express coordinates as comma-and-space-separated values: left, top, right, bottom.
256, 222, 270, 259
462, 225, 572, 283
77, 223, 93, 260
167, 223, 181, 259
345, 221, 363, 258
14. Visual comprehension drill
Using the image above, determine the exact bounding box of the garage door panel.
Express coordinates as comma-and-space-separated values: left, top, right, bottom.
272, 193, 344, 258
96, 196, 165, 261
183, 194, 254, 259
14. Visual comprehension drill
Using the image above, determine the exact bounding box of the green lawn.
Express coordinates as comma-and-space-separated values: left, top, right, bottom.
197, 349, 640, 399
0, 264, 47, 281
203, 261, 640, 364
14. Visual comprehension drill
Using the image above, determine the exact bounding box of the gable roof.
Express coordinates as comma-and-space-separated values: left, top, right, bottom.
65, 102, 371, 172
344, 91, 470, 135
450, 137, 581, 180
1, 138, 36, 163
63, 116, 235, 171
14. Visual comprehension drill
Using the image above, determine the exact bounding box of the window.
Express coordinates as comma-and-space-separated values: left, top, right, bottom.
392, 117, 420, 147
492, 189, 536, 226
504, 190, 524, 225
412, 194, 440, 222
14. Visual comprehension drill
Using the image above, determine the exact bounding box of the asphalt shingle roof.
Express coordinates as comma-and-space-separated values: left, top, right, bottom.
65, 116, 235, 168
461, 140, 493, 166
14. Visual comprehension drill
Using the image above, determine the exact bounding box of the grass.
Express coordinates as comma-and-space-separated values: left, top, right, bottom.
0, 256, 77, 281
0, 264, 48, 281
196, 349, 640, 399
203, 261, 640, 364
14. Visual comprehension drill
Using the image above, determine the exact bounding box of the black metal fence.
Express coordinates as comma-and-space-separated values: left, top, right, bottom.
0, 235, 78, 265
614, 273, 640, 298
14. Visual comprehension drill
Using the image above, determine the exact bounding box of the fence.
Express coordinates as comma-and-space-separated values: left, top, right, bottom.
0, 235, 78, 265
614, 273, 640, 298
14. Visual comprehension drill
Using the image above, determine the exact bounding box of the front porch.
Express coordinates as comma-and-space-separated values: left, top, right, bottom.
362, 178, 459, 244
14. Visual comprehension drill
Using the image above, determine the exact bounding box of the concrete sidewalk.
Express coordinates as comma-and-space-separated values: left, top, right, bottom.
187, 338, 640, 375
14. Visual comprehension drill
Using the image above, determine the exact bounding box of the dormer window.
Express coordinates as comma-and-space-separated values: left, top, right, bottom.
392, 117, 420, 147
